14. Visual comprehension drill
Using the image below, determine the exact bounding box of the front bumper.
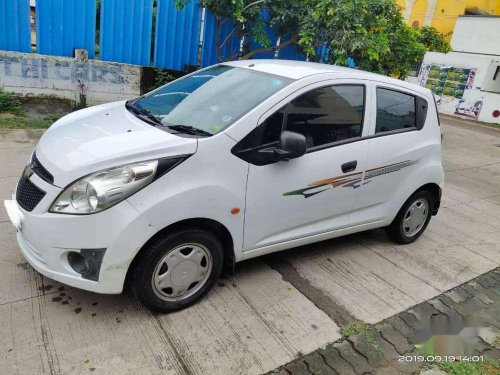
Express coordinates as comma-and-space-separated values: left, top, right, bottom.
4, 177, 157, 294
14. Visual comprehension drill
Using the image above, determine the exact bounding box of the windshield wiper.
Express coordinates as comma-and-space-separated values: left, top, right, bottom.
166, 125, 213, 137
125, 100, 163, 126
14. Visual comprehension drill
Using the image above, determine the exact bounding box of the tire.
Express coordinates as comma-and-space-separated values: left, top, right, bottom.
132, 228, 223, 313
385, 190, 434, 244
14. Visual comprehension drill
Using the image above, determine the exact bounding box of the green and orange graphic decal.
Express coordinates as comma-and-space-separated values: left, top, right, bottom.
284, 159, 419, 198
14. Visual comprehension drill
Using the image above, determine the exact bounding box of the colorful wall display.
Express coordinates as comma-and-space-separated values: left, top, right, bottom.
419, 64, 476, 99
418, 64, 477, 99
416, 62, 486, 121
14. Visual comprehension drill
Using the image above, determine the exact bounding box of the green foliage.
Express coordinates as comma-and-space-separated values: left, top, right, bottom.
0, 114, 61, 129
177, 0, 443, 79
0, 91, 23, 116
299, 0, 426, 78
154, 69, 177, 87
415, 26, 452, 53
438, 359, 500, 375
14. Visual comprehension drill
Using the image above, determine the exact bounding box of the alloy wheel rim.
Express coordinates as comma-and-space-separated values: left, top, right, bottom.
152, 243, 213, 301
402, 198, 429, 237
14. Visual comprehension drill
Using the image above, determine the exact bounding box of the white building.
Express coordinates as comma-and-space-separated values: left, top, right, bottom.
413, 15, 500, 124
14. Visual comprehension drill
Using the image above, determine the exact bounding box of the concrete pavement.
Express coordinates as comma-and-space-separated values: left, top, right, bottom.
270, 268, 500, 375
0, 118, 499, 374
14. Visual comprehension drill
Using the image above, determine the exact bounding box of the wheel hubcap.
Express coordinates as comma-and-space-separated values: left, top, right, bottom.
152, 243, 212, 301
402, 198, 429, 237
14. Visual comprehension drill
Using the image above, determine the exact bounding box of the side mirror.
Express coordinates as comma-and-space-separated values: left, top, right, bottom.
259, 130, 307, 161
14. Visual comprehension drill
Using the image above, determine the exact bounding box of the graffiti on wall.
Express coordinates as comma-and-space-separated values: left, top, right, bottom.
0, 56, 127, 84
0, 51, 141, 106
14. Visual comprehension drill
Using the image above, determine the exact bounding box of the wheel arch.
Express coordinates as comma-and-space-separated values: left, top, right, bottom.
125, 217, 235, 289
415, 182, 441, 215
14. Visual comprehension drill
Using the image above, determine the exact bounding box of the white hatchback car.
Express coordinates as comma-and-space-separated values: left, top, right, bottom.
4, 60, 443, 312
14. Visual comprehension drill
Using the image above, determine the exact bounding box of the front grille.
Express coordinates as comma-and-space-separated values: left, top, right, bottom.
31, 153, 54, 184
16, 175, 46, 212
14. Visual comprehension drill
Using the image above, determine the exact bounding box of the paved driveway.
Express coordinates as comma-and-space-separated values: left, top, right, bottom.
0, 118, 499, 375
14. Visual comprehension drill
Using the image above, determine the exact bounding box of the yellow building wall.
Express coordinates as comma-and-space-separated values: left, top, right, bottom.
397, 0, 500, 40
488, 0, 500, 13
410, 0, 428, 28
431, 0, 467, 40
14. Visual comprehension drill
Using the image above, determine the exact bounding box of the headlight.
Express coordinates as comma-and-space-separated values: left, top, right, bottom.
50, 157, 187, 214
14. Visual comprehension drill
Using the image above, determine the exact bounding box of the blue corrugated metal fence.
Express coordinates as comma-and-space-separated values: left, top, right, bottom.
37, 0, 96, 58
0, 0, 308, 70
154, 0, 201, 70
0, 0, 31, 53
100, 0, 153, 66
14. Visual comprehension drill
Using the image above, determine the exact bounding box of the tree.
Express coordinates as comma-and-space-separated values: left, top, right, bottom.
299, 0, 427, 78
176, 0, 447, 79
414, 26, 452, 53
175, 0, 302, 61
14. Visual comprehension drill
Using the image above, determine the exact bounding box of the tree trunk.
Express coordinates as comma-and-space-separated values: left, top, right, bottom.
216, 18, 222, 62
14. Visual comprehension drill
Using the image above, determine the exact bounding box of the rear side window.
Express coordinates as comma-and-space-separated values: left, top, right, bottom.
376, 88, 416, 133
285, 85, 365, 149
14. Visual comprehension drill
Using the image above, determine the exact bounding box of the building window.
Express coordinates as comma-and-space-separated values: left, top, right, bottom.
481, 63, 500, 94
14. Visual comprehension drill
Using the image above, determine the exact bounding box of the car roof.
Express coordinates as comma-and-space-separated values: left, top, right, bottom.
223, 59, 430, 96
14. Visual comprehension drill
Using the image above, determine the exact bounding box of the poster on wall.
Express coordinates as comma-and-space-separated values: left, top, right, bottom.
443, 81, 467, 98
422, 64, 449, 96
418, 64, 477, 99
454, 99, 483, 119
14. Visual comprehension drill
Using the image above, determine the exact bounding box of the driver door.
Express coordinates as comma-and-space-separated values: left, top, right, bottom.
237, 81, 372, 252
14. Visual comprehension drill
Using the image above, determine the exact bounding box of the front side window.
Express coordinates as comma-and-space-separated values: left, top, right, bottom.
133, 66, 292, 135
376, 88, 416, 133
261, 108, 285, 145
285, 85, 365, 149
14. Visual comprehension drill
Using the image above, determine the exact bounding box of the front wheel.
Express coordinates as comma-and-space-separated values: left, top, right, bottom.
386, 191, 433, 244
132, 229, 223, 312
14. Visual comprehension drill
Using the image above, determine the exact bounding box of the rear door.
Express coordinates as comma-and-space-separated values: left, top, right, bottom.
349, 83, 429, 226
237, 80, 373, 251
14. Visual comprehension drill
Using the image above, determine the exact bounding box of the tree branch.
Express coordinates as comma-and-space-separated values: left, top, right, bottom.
220, 25, 239, 49
241, 35, 298, 59
242, 0, 266, 12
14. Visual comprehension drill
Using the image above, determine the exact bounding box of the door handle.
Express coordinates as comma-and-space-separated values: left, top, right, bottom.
341, 160, 357, 173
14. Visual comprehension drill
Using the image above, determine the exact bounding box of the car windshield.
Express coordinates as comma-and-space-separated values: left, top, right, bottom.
132, 65, 292, 135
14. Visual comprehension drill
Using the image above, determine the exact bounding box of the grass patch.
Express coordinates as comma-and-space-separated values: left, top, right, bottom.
438, 359, 500, 375
0, 90, 23, 116
0, 114, 61, 129
340, 321, 379, 350
0, 90, 64, 129
477, 122, 500, 130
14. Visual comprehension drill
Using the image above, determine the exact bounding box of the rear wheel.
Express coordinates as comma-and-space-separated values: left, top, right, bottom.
386, 191, 433, 244
132, 229, 223, 312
